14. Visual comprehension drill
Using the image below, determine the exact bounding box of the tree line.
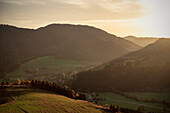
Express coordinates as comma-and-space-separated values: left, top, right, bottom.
30, 80, 87, 100
0, 79, 87, 100
0, 79, 31, 86
109, 104, 143, 113
108, 104, 166, 113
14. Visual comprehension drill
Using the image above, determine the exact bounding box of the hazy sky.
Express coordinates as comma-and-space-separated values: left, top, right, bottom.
0, 0, 170, 37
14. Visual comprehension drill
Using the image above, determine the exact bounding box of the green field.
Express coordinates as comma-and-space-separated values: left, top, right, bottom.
0, 88, 104, 113
97, 92, 170, 113
5, 56, 99, 81
129, 92, 170, 102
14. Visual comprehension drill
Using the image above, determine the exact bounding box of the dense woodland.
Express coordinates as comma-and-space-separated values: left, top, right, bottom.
72, 39, 170, 92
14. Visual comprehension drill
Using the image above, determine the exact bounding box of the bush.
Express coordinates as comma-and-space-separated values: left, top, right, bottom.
0, 98, 9, 104
78, 93, 87, 100
17, 79, 21, 85
6, 81, 9, 85
13, 82, 18, 85
1, 81, 5, 85
21, 80, 25, 85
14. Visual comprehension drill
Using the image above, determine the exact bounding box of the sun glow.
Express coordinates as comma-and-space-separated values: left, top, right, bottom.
0, 0, 169, 37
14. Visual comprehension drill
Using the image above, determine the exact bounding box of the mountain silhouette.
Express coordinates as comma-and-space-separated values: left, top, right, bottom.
0, 24, 141, 78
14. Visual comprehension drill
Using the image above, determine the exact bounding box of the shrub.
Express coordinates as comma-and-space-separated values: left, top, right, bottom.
1, 81, 5, 85
6, 81, 9, 85
17, 79, 21, 85
21, 80, 25, 85
78, 93, 87, 100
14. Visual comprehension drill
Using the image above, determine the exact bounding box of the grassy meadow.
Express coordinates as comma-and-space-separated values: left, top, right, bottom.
5, 56, 99, 81
0, 88, 104, 113
96, 92, 170, 113
128, 92, 170, 102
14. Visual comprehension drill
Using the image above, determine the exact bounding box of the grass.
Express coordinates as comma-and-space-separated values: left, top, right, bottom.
5, 56, 99, 81
128, 92, 170, 102
97, 92, 170, 113
1, 88, 169, 113
0, 88, 104, 113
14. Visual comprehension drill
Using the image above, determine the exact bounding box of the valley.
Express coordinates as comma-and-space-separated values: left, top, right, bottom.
5, 56, 99, 82
0, 24, 170, 113
94, 92, 170, 113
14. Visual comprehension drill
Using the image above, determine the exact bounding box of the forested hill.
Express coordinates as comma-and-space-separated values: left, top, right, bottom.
72, 39, 170, 92
0, 24, 141, 78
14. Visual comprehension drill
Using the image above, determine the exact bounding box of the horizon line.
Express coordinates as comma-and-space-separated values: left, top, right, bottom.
1, 23, 170, 38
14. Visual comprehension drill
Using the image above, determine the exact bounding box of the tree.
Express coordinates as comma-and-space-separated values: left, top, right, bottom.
78, 93, 87, 100
21, 80, 25, 85
6, 81, 9, 85
138, 106, 145, 112
69, 89, 75, 98
75, 93, 79, 99
17, 79, 21, 85
1, 81, 5, 85
110, 104, 113, 110
163, 107, 167, 113
31, 80, 36, 86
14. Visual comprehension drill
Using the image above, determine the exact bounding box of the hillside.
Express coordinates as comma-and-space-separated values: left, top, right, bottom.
124, 36, 159, 47
72, 39, 170, 92
0, 88, 105, 113
5, 56, 99, 81
0, 24, 141, 79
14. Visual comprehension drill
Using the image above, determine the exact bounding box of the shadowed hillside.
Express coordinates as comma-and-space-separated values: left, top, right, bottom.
0, 24, 141, 79
124, 36, 159, 47
72, 39, 170, 92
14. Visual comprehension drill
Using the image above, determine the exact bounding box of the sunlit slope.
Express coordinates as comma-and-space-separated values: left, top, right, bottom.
0, 88, 104, 113
72, 39, 170, 92
124, 36, 159, 47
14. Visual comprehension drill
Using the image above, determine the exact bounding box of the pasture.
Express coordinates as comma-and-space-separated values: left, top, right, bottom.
0, 88, 104, 113
97, 92, 170, 113
5, 56, 99, 81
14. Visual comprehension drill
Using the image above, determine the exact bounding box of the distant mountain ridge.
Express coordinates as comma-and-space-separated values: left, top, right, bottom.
72, 39, 170, 92
0, 24, 141, 79
124, 35, 159, 47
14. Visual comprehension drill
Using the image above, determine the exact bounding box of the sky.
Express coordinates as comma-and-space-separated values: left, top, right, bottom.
0, 0, 170, 37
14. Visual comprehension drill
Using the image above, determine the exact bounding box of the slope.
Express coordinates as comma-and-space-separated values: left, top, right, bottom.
0, 88, 105, 113
0, 24, 141, 79
72, 39, 170, 92
5, 56, 99, 81
124, 36, 159, 47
